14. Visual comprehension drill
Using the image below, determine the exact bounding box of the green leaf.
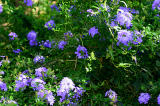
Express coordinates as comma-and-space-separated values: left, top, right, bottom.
90, 52, 96, 60
156, 60, 160, 67
118, 63, 132, 68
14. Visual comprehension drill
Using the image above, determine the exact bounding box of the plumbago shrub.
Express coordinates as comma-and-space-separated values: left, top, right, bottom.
0, 0, 160, 105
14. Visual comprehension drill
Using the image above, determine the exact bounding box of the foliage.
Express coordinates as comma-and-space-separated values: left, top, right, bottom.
0, 0, 160, 105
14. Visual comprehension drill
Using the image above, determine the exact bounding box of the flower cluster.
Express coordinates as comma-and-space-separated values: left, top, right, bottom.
152, 0, 160, 10
29, 74, 55, 105
27, 31, 36, 40
117, 30, 133, 46
44, 20, 55, 30
117, 30, 143, 47
0, 81, 7, 91
72, 87, 85, 101
43, 40, 52, 48
31, 78, 46, 91
15, 74, 30, 91
37, 90, 55, 105
33, 55, 45, 63
13, 49, 22, 54
57, 77, 74, 102
57, 77, 75, 102
13, 67, 54, 105
35, 67, 48, 78
58, 41, 67, 50
88, 26, 99, 37
39, 40, 53, 48
51, 4, 61, 12
105, 89, 118, 103
29, 40, 38, 46
8, 32, 18, 40
0, 5, 3, 13
116, 9, 133, 28
24, 0, 33, 6
57, 77, 85, 104
39, 40, 54, 48
132, 30, 143, 45
27, 30, 38, 46
110, 20, 118, 27
75, 45, 88, 59
138, 93, 151, 104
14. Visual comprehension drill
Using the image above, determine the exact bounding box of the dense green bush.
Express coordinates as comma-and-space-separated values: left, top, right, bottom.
0, 0, 160, 105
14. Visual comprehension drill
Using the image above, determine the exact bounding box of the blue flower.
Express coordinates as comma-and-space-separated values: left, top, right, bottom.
116, 10, 133, 28
0, 71, 4, 75
0, 81, 7, 91
45, 20, 55, 30
15, 74, 29, 91
86, 9, 96, 16
117, 30, 133, 46
13, 49, 22, 54
110, 21, 118, 27
64, 31, 73, 37
0, 5, 3, 13
27, 30, 38, 46
58, 41, 67, 50
43, 40, 52, 48
8, 32, 18, 40
27, 30, 37, 41
45, 91, 55, 106
0, 61, 2, 67
57, 77, 75, 103
131, 9, 139, 14
105, 89, 117, 103
119, 7, 129, 12
59, 77, 75, 93
33, 56, 45, 64
24, 0, 33, 6
22, 70, 30, 75
138, 93, 151, 104
88, 26, 99, 37
157, 94, 160, 105
38, 90, 55, 105
73, 87, 85, 101
87, 9, 93, 13
152, 0, 160, 10
75, 45, 88, 59
31, 78, 46, 91
35, 67, 48, 78
132, 31, 143, 45
50, 4, 60, 12
29, 40, 38, 46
